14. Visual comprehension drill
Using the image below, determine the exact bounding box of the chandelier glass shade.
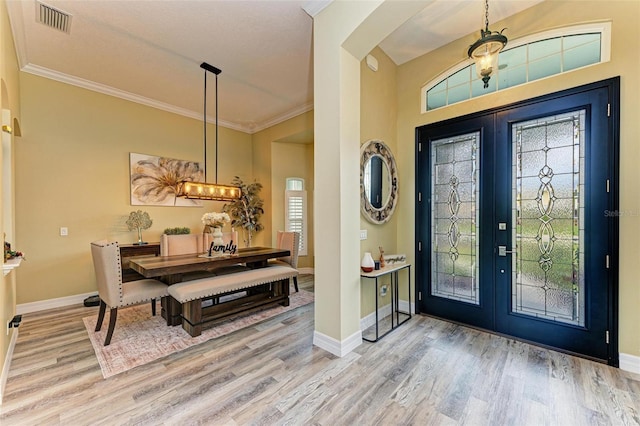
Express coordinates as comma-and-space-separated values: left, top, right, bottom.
176, 62, 241, 202
467, 0, 507, 88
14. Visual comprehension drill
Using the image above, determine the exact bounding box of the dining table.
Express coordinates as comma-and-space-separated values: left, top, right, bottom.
128, 246, 291, 325
128, 246, 290, 283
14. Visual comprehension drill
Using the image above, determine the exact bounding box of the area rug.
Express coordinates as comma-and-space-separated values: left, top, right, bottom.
83, 289, 314, 378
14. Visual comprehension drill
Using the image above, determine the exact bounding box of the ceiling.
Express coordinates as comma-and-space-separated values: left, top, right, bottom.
6, 0, 543, 134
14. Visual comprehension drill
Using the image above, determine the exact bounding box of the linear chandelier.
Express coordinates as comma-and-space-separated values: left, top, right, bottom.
176, 62, 241, 201
467, 0, 507, 89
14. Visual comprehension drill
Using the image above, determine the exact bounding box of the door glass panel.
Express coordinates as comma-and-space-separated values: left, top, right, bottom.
431, 133, 480, 304
512, 111, 585, 325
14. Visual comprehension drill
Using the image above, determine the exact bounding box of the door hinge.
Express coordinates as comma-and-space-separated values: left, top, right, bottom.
606, 255, 610, 269
418, 241, 422, 252
606, 330, 610, 344
419, 291, 422, 301
419, 142, 422, 152
606, 179, 610, 193
607, 103, 611, 117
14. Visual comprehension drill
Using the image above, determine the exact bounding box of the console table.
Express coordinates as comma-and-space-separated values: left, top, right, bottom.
119, 242, 160, 282
361, 263, 411, 342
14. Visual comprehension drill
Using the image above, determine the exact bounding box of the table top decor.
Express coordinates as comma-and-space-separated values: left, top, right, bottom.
126, 210, 152, 245
201, 211, 230, 229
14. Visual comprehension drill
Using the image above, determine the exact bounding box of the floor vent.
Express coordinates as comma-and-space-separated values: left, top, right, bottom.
36, 1, 72, 34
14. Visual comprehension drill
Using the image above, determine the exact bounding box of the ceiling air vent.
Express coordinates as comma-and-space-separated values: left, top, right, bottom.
36, 1, 72, 34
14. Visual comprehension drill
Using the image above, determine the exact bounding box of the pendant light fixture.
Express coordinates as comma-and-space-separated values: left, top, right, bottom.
176, 62, 241, 201
467, 0, 507, 89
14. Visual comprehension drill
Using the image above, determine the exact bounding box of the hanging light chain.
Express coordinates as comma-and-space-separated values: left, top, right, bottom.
484, 0, 490, 31
203, 68, 208, 182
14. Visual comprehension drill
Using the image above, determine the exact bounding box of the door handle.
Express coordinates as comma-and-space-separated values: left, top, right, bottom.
498, 246, 515, 257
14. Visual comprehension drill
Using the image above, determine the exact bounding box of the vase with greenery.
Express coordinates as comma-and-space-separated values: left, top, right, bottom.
223, 176, 264, 247
201, 212, 231, 247
126, 210, 153, 245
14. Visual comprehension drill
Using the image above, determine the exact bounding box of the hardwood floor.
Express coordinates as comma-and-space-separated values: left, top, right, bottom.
2, 275, 639, 425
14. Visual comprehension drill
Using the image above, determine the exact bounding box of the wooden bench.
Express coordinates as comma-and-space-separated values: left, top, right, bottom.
167, 265, 298, 337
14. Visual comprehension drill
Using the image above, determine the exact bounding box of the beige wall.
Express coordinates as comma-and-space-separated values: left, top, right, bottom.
0, 0, 21, 392
15, 72, 252, 303
270, 139, 314, 269
313, 2, 371, 342
395, 1, 640, 357
360, 46, 399, 316
252, 110, 314, 265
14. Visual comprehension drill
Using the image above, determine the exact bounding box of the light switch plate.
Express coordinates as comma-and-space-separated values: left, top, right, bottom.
360, 230, 367, 240
60, 227, 68, 236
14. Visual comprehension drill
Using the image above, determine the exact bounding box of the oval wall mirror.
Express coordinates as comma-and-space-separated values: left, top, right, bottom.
360, 139, 398, 224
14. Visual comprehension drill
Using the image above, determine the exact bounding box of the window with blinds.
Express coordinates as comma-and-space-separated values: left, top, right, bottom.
285, 178, 307, 256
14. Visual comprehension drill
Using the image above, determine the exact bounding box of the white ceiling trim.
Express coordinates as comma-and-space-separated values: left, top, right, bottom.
21, 63, 311, 134
251, 102, 314, 134
22, 63, 206, 125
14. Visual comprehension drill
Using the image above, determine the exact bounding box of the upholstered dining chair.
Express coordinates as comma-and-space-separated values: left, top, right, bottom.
90, 240, 168, 346
270, 231, 300, 292
160, 233, 206, 256
162, 233, 218, 280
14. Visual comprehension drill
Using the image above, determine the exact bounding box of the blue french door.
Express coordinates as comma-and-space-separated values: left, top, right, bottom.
415, 78, 619, 364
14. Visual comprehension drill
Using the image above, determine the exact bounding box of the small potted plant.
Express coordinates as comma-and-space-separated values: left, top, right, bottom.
163, 227, 191, 235
126, 210, 153, 245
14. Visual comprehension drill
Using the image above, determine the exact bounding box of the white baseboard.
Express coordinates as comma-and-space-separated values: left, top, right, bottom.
620, 352, 640, 374
360, 303, 392, 330
16, 271, 314, 315
360, 299, 414, 331
0, 328, 18, 405
16, 291, 97, 315
313, 329, 362, 357
311, 297, 414, 357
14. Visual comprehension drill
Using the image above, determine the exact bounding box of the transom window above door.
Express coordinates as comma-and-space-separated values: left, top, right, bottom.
421, 23, 611, 112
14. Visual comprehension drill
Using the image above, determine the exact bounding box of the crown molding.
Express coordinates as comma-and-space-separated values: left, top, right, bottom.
22, 63, 206, 122
20, 64, 311, 134
250, 102, 314, 134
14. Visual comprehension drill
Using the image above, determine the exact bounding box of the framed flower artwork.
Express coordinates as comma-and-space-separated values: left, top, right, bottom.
130, 152, 204, 206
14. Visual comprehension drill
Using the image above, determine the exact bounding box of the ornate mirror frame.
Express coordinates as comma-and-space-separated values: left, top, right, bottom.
360, 139, 398, 224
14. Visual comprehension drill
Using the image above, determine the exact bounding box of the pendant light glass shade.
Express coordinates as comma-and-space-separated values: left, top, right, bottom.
467, 0, 507, 88
177, 62, 241, 202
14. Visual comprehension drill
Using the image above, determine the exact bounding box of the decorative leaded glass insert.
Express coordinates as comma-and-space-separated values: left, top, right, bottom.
512, 111, 585, 326
431, 133, 480, 305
